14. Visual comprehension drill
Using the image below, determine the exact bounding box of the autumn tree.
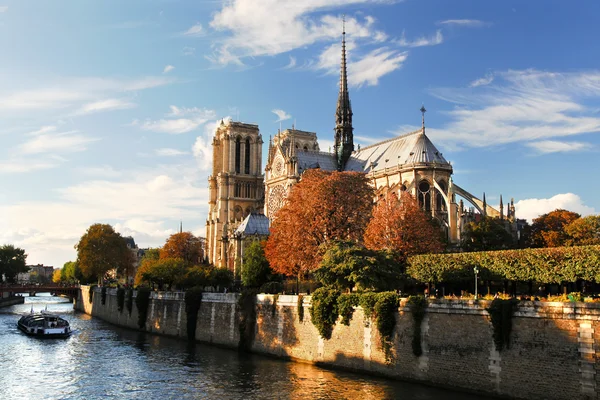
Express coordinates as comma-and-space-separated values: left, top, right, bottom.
265, 170, 374, 278
0, 244, 28, 283
75, 223, 133, 284
461, 216, 515, 252
565, 215, 600, 246
139, 257, 187, 290
241, 240, 272, 288
314, 241, 402, 292
530, 209, 580, 247
363, 192, 443, 262
160, 232, 204, 266
134, 249, 160, 286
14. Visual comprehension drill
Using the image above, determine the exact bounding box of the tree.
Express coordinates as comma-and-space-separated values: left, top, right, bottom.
134, 250, 160, 287
140, 257, 187, 290
461, 216, 514, 252
61, 261, 83, 284
160, 232, 204, 266
0, 244, 28, 283
265, 170, 374, 278
364, 192, 443, 262
75, 223, 133, 283
52, 269, 62, 283
530, 209, 580, 247
314, 241, 403, 292
565, 215, 600, 246
241, 240, 272, 288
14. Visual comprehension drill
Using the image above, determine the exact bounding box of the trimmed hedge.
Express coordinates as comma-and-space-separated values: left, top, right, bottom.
407, 245, 600, 284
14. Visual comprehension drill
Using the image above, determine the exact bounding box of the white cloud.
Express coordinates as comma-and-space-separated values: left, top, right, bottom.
73, 98, 136, 116
282, 56, 297, 70
27, 125, 57, 136
424, 69, 600, 149
526, 140, 590, 154
397, 30, 443, 47
208, 1, 388, 65
0, 6, 7, 12
137, 106, 216, 134
183, 46, 195, 56
192, 117, 231, 171
469, 73, 494, 87
515, 193, 596, 222
183, 23, 203, 36
0, 160, 58, 173
438, 19, 489, 28
163, 65, 175, 74
155, 148, 188, 156
272, 109, 291, 123
20, 131, 99, 155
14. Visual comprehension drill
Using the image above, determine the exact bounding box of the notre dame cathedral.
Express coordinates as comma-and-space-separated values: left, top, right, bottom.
206, 29, 517, 272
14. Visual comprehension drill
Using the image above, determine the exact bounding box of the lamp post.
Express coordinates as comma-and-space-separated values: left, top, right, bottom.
474, 266, 479, 300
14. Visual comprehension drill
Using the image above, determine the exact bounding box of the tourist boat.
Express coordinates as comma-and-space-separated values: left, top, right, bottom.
17, 309, 73, 338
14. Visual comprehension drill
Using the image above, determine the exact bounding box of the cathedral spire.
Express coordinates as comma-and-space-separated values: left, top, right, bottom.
499, 195, 504, 220
482, 193, 487, 217
334, 15, 354, 171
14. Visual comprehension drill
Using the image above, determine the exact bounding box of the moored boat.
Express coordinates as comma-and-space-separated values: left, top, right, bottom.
17, 310, 73, 338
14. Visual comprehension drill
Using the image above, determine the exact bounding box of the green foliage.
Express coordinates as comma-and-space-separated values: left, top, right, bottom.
212, 268, 234, 291
140, 257, 187, 290
242, 241, 273, 288
337, 293, 359, 326
179, 265, 213, 289
101, 286, 107, 305
135, 287, 152, 330
126, 288, 134, 315
61, 261, 83, 284
309, 287, 341, 340
184, 287, 203, 340
373, 292, 399, 363
0, 244, 28, 283
486, 299, 518, 351
407, 245, 600, 284
359, 292, 378, 321
462, 217, 515, 251
565, 216, 600, 246
238, 289, 257, 351
407, 296, 427, 357
260, 281, 282, 294
297, 294, 304, 322
116, 287, 125, 313
314, 241, 403, 292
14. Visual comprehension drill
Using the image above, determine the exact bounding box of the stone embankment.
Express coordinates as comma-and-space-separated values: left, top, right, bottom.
75, 286, 600, 400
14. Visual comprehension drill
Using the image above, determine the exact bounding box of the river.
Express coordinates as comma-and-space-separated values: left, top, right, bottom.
0, 294, 488, 399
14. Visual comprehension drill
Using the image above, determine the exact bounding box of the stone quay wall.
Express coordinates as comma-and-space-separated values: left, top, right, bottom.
75, 286, 600, 400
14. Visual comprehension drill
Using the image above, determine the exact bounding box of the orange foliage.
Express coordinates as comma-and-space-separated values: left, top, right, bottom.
160, 232, 204, 266
265, 170, 374, 277
364, 191, 443, 260
531, 209, 580, 247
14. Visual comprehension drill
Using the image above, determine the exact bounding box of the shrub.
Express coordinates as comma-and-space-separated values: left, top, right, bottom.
309, 287, 340, 340
486, 298, 518, 351
116, 287, 125, 313
260, 281, 282, 294
359, 292, 378, 322
238, 289, 258, 351
135, 287, 152, 330
373, 292, 399, 363
297, 294, 304, 322
407, 295, 427, 357
126, 288, 133, 315
337, 293, 359, 326
184, 287, 203, 340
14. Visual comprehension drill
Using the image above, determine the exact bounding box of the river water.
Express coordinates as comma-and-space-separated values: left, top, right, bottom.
0, 294, 487, 400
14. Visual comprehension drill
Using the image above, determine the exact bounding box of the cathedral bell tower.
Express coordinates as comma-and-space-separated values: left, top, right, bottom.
333, 20, 354, 171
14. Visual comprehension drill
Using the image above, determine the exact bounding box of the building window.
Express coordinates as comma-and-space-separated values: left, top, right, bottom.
245, 137, 251, 174
235, 137, 241, 174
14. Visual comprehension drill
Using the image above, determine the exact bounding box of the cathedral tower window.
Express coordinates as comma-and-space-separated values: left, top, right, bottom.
418, 180, 431, 211
245, 137, 251, 174
235, 137, 241, 173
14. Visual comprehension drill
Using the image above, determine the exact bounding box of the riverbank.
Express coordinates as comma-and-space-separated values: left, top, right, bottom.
75, 286, 600, 400
0, 295, 25, 308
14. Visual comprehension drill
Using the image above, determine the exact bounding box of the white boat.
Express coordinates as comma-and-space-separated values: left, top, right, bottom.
17, 309, 73, 338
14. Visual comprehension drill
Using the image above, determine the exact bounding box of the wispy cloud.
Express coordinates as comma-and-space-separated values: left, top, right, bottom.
0, 6, 7, 13
163, 65, 175, 74
397, 30, 443, 48
272, 109, 291, 123
183, 23, 203, 37
423, 69, 600, 149
155, 148, 188, 156
282, 56, 297, 70
469, 73, 494, 87
134, 106, 216, 134
438, 19, 489, 28
0, 160, 58, 173
73, 98, 136, 116
183, 46, 195, 56
20, 130, 99, 154
526, 140, 590, 154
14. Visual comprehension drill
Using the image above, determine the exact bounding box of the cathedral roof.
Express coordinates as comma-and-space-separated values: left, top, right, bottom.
346, 129, 450, 174
296, 150, 338, 173
234, 212, 270, 237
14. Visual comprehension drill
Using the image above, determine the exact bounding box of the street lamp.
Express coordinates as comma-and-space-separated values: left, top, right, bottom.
474, 266, 479, 300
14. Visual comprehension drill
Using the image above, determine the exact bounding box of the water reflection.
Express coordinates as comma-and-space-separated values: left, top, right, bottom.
0, 294, 486, 400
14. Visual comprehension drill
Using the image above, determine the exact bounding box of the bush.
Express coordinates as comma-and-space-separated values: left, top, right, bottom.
373, 292, 399, 363
359, 292, 378, 322
486, 298, 518, 351
185, 287, 203, 340
337, 293, 359, 326
242, 241, 272, 288
297, 294, 305, 322
135, 287, 152, 330
260, 281, 282, 294
116, 287, 125, 313
126, 288, 133, 315
309, 287, 340, 340
238, 289, 257, 351
407, 295, 427, 357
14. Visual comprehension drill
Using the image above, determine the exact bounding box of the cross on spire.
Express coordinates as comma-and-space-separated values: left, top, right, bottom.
420, 104, 427, 130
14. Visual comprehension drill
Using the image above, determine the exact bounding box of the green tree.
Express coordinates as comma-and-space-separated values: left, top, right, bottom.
241, 241, 272, 288
462, 216, 515, 252
75, 223, 133, 283
314, 241, 403, 292
61, 261, 83, 283
0, 244, 28, 283
565, 215, 600, 246
141, 257, 187, 290
180, 265, 214, 289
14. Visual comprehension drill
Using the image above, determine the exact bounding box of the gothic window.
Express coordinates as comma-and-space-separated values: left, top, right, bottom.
418, 180, 431, 211
245, 137, 251, 174
234, 206, 243, 221
268, 185, 286, 217
235, 137, 241, 174
303, 145, 308, 151
234, 183, 240, 197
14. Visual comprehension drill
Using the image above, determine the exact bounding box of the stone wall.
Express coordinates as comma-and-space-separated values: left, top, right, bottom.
75, 287, 600, 400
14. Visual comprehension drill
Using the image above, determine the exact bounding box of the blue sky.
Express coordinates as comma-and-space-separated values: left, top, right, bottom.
1, 0, 599, 268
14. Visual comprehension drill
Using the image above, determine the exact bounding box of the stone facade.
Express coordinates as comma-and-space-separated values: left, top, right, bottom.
78, 287, 600, 400
206, 121, 264, 269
